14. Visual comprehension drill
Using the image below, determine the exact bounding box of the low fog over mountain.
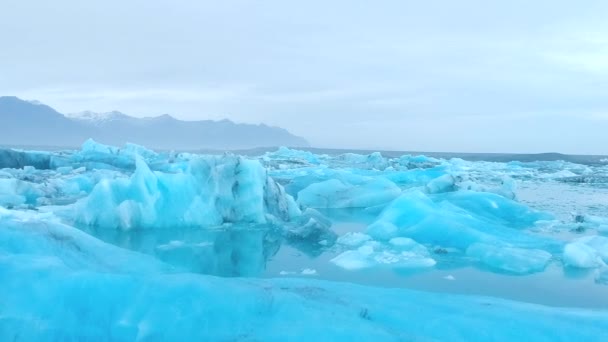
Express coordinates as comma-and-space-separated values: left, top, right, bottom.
0, 96, 308, 150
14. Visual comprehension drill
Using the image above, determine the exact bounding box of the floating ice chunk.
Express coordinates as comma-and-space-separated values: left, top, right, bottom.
337, 232, 372, 247
261, 147, 325, 167
368, 190, 554, 244
156, 240, 186, 251
571, 236, 608, 263
332, 152, 389, 170
541, 170, 578, 179
50, 139, 161, 171
389, 237, 426, 251
0, 178, 44, 207
397, 154, 441, 169
284, 208, 337, 246
331, 240, 435, 270
573, 214, 608, 232
0, 180, 26, 207
301, 268, 318, 275
563, 243, 605, 268
365, 190, 559, 273
331, 249, 373, 270
0, 148, 51, 169
367, 221, 400, 241
425, 174, 455, 194
434, 190, 551, 229
381, 167, 447, 187
466, 243, 552, 274
297, 177, 401, 209
444, 275, 455, 280
458, 176, 517, 200
80, 139, 158, 160
596, 268, 608, 285
55, 166, 73, 174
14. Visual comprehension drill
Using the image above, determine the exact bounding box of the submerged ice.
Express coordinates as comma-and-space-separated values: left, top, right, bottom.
1, 141, 608, 339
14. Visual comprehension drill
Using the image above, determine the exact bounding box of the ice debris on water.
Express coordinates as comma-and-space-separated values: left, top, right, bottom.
563, 236, 608, 269
0, 141, 606, 275
300, 268, 318, 275
331, 238, 436, 270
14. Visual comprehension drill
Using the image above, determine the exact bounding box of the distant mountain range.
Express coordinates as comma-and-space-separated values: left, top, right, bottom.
0, 96, 309, 150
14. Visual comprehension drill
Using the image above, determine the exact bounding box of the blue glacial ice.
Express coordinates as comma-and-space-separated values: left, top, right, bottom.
297, 176, 402, 209
67, 154, 300, 229
563, 236, 608, 269
1, 141, 608, 340
356, 190, 559, 274
331, 236, 436, 270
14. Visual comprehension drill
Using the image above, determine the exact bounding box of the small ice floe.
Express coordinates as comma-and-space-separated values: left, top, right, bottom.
301, 268, 318, 275
156, 240, 185, 251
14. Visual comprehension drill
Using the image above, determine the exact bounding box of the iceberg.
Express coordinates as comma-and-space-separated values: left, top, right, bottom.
67, 155, 300, 229
297, 177, 401, 209
0, 178, 44, 207
261, 146, 326, 167
49, 139, 161, 171
331, 237, 436, 270
563, 242, 605, 268
466, 243, 552, 274
365, 190, 558, 273
0, 148, 51, 169
284, 208, 336, 244
563, 236, 608, 269
330, 151, 389, 170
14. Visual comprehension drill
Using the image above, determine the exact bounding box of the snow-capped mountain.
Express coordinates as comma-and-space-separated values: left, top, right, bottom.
0, 96, 309, 149
66, 111, 132, 126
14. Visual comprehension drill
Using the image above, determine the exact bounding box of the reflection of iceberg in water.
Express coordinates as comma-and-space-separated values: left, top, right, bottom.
85, 225, 282, 277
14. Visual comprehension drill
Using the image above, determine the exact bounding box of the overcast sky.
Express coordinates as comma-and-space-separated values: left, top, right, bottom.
1, 0, 608, 153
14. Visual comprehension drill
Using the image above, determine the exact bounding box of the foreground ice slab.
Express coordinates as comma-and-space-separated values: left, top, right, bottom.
1, 210, 607, 341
